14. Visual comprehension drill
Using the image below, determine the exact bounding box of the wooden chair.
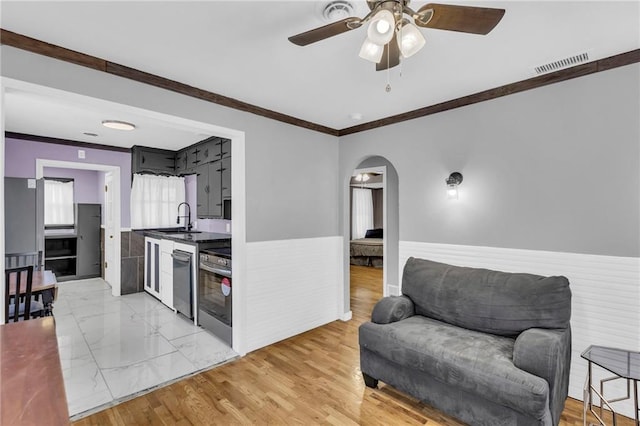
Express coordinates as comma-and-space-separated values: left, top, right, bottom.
5, 266, 44, 323
5, 251, 43, 271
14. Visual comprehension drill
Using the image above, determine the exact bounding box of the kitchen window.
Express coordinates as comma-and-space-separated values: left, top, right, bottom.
44, 178, 75, 227
131, 173, 185, 229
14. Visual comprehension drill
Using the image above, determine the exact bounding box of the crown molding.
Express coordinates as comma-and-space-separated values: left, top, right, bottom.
2, 29, 638, 138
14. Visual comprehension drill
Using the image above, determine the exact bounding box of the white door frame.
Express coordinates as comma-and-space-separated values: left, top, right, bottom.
351, 165, 389, 296
36, 159, 122, 295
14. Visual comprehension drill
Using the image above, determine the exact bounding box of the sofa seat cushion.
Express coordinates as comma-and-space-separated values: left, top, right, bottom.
359, 316, 550, 420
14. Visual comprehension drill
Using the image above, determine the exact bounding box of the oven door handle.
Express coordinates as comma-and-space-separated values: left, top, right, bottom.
199, 263, 232, 278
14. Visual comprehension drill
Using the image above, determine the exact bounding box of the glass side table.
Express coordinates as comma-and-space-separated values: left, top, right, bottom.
581, 345, 640, 426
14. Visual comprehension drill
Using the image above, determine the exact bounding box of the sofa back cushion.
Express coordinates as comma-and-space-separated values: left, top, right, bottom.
401, 258, 571, 337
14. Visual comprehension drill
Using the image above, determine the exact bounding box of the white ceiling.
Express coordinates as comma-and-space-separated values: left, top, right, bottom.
2, 1, 639, 147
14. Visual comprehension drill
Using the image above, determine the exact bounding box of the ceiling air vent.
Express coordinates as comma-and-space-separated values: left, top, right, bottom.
322, 1, 354, 22
534, 52, 590, 75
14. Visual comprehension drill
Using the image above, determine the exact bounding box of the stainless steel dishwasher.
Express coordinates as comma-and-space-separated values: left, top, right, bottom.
171, 249, 193, 319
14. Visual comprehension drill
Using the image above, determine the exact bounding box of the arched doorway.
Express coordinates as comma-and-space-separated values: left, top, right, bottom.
342, 156, 399, 318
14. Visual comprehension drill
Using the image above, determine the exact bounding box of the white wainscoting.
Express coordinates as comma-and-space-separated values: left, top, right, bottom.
244, 236, 343, 353
399, 241, 640, 418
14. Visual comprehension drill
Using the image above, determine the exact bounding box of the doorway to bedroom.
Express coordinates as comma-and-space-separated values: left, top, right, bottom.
349, 165, 385, 316
346, 155, 400, 318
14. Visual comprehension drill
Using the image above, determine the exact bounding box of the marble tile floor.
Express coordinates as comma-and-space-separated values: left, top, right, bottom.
53, 278, 238, 420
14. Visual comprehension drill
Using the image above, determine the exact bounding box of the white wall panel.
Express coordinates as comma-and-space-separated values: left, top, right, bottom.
244, 237, 342, 353
399, 241, 640, 418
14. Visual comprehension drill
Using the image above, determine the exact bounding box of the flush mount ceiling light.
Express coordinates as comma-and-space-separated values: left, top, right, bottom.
101, 120, 136, 131
289, 1, 505, 72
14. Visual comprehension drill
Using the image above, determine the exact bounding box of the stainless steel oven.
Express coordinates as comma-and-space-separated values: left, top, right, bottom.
198, 249, 232, 345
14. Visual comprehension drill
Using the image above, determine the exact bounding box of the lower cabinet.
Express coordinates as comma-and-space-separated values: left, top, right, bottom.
144, 236, 196, 316
144, 237, 161, 300
159, 239, 174, 309
144, 236, 176, 309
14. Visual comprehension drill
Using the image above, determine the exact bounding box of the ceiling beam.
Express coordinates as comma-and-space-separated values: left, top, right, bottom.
0, 29, 340, 137
5, 131, 131, 153
1, 29, 638, 138
339, 49, 640, 136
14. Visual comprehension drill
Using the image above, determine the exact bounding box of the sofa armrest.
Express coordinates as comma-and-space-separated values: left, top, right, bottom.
371, 296, 415, 324
513, 327, 571, 425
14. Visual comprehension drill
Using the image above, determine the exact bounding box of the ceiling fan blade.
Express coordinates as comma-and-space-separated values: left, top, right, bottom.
376, 33, 400, 71
415, 3, 505, 35
288, 17, 362, 46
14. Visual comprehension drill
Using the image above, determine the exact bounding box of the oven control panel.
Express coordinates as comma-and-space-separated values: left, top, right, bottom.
199, 253, 231, 270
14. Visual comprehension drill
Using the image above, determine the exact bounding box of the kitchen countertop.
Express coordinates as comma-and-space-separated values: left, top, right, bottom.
141, 230, 231, 244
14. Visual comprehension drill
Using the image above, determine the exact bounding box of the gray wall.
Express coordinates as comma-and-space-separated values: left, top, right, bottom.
1, 46, 340, 243
340, 63, 640, 259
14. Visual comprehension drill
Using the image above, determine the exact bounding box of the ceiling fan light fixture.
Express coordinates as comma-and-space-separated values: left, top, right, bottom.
359, 37, 384, 63
397, 23, 426, 58
367, 9, 395, 45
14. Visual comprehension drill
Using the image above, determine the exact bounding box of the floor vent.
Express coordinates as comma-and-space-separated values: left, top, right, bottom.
534, 52, 590, 75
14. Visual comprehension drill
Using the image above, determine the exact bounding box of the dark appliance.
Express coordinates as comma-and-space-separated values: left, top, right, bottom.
4, 177, 44, 254
172, 249, 193, 319
198, 248, 232, 345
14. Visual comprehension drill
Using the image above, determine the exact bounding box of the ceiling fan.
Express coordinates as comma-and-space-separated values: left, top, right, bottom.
288, 1, 505, 71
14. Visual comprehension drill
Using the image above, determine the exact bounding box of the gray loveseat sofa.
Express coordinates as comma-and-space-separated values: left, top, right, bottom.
359, 258, 572, 426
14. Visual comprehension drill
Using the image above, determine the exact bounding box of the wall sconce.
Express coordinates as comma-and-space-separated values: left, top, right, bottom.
446, 172, 463, 199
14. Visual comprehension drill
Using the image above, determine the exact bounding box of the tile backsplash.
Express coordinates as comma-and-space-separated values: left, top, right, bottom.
195, 218, 231, 234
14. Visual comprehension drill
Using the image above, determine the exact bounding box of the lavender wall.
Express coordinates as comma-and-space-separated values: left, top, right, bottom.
43, 167, 101, 204
5, 138, 132, 227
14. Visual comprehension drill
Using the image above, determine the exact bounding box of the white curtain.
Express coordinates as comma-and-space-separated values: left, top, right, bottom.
44, 180, 75, 225
130, 174, 186, 229
352, 188, 373, 239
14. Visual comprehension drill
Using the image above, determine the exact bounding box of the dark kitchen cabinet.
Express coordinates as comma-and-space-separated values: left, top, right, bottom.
221, 138, 231, 159
45, 236, 77, 281
221, 157, 231, 199
188, 137, 222, 169
44, 203, 102, 281
131, 146, 176, 175
175, 148, 190, 175
196, 162, 222, 218
76, 204, 101, 278
199, 138, 220, 163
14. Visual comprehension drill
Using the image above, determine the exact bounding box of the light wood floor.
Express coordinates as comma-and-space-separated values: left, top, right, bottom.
74, 266, 633, 425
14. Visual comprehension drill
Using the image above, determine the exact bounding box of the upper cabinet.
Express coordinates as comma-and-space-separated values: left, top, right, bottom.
131, 138, 231, 220
131, 146, 176, 175
175, 148, 189, 175
221, 157, 231, 199
196, 162, 222, 218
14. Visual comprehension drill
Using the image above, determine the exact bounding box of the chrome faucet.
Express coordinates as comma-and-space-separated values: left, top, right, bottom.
176, 202, 193, 231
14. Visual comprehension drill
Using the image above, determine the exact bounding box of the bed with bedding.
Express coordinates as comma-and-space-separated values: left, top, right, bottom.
350, 229, 383, 268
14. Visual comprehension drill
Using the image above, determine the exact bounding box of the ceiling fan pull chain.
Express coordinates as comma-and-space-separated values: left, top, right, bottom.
385, 42, 391, 93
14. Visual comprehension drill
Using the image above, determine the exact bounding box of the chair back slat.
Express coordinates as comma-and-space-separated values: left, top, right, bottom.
5, 252, 42, 271
5, 265, 34, 323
